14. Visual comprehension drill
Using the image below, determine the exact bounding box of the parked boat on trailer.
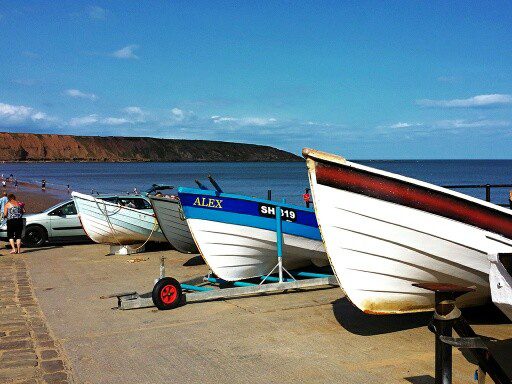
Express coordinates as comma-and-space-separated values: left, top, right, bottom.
149, 195, 198, 254
303, 148, 512, 314
177, 186, 328, 281
72, 191, 167, 245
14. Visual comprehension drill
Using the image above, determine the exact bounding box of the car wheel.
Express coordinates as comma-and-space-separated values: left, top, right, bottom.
23, 226, 47, 247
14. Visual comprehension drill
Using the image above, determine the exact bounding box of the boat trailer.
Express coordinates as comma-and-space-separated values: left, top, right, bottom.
107, 256, 338, 310
107, 193, 338, 310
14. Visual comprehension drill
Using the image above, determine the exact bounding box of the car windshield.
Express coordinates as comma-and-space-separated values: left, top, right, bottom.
101, 197, 152, 210
42, 201, 72, 214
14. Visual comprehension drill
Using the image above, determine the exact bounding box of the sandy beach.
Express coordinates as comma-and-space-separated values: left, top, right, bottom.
0, 180, 66, 214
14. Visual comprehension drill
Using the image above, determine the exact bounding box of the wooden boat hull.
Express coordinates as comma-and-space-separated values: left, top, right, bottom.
303, 148, 512, 314
72, 192, 167, 245
178, 187, 328, 281
149, 196, 198, 254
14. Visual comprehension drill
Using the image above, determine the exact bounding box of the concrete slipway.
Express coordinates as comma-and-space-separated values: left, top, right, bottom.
22, 244, 512, 384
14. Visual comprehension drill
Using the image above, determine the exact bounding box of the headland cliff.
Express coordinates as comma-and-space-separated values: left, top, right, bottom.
0, 132, 301, 162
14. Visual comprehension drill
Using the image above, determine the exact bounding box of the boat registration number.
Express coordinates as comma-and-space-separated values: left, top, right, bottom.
258, 204, 297, 222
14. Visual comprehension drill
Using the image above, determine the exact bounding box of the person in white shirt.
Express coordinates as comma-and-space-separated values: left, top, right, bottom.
0, 192, 8, 220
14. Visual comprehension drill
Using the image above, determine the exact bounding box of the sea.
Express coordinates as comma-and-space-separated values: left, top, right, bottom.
1, 160, 512, 206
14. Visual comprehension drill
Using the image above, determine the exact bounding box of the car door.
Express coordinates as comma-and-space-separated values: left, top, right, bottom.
48, 202, 85, 240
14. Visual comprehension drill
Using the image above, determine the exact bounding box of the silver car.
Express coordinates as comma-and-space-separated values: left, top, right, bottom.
0, 200, 89, 246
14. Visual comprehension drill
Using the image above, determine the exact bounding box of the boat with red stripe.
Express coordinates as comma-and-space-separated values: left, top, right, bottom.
303, 148, 512, 314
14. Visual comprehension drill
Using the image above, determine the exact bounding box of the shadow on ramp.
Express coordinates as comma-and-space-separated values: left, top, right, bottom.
404, 375, 434, 384
332, 297, 431, 335
462, 303, 512, 325
183, 255, 205, 266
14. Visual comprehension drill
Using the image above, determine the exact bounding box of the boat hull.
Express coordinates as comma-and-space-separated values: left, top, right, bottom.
149, 196, 198, 254
72, 192, 167, 245
178, 188, 328, 281
304, 149, 512, 314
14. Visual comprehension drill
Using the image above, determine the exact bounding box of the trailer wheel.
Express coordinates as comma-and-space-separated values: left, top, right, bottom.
152, 277, 182, 310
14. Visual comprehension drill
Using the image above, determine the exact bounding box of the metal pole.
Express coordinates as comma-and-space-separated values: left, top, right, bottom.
159, 256, 166, 280
267, 189, 272, 200
275, 206, 283, 283
434, 314, 452, 384
486, 184, 491, 202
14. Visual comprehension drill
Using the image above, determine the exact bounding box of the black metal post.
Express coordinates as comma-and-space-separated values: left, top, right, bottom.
267, 189, 271, 200
413, 283, 474, 384
486, 184, 491, 202
434, 312, 452, 384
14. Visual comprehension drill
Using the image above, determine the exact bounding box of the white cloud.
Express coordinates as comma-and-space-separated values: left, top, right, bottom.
102, 117, 131, 126
417, 94, 512, 108
0, 102, 58, 127
211, 115, 278, 126
88, 6, 106, 20
171, 108, 185, 119
388, 122, 423, 129
161, 108, 196, 125
64, 89, 98, 101
124, 106, 143, 115
123, 106, 146, 122
111, 45, 139, 59
69, 114, 99, 127
434, 119, 511, 129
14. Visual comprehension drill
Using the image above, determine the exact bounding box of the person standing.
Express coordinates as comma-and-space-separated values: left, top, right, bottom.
2, 180, 6, 190
67, 184, 70, 194
41, 179, 46, 191
14, 179, 18, 190
0, 192, 8, 220
303, 188, 312, 208
4, 194, 24, 254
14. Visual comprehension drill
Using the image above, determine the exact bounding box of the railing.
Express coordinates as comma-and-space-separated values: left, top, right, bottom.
442, 183, 512, 208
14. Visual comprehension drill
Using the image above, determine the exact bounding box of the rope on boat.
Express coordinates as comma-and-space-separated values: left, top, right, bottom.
95, 197, 123, 246
129, 217, 159, 252
93, 196, 159, 251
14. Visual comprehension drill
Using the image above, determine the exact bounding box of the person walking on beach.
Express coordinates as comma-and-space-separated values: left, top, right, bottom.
0, 192, 8, 220
67, 184, 70, 194
41, 179, 46, 191
4, 194, 25, 254
14, 179, 18, 190
2, 179, 6, 190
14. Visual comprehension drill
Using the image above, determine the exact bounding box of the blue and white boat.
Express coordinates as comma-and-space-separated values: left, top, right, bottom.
177, 187, 328, 281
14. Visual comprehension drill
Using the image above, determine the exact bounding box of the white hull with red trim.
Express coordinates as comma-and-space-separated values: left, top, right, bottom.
304, 148, 512, 314
72, 192, 167, 245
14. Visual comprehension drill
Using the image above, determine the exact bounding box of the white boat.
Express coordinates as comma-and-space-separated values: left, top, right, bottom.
303, 148, 512, 314
72, 192, 167, 245
489, 253, 512, 321
177, 187, 328, 281
149, 196, 198, 254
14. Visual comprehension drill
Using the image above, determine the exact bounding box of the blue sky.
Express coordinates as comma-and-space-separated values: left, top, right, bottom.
1, 1, 511, 158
